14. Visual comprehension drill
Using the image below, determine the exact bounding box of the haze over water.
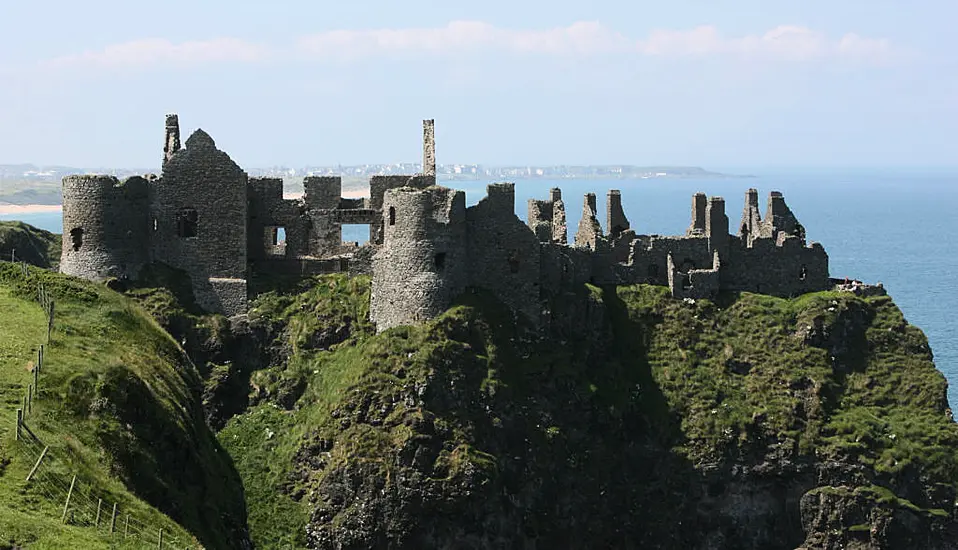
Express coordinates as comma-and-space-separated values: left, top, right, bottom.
5, 170, 957, 408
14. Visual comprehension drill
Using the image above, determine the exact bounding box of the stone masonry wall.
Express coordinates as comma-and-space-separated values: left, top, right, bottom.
574, 193, 605, 252
371, 186, 467, 331
606, 190, 630, 236
60, 175, 150, 282
151, 129, 248, 316
422, 119, 436, 176
465, 183, 542, 327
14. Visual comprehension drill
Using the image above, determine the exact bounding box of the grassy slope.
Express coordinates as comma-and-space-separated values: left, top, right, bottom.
221, 276, 957, 548
615, 285, 956, 483
0, 221, 61, 270
0, 262, 246, 548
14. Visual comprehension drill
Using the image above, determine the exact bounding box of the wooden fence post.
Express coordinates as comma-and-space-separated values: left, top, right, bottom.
158, 527, 163, 549
47, 301, 55, 342
110, 502, 118, 533
25, 446, 48, 482
15, 409, 22, 440
27, 384, 32, 414
61, 475, 77, 523
125, 514, 130, 539
38, 344, 43, 372
95, 498, 102, 528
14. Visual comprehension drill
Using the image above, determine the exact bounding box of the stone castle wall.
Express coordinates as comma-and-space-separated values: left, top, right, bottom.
60, 175, 151, 281
465, 183, 542, 328
151, 129, 249, 315
370, 181, 831, 332
370, 186, 467, 329
61, 114, 832, 326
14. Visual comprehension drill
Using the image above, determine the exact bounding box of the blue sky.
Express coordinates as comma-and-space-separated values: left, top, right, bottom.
0, 0, 954, 169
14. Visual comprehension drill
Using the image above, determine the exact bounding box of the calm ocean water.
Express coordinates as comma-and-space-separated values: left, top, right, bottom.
4, 171, 957, 407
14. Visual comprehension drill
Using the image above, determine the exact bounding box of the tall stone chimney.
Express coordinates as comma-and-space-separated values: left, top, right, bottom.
164, 114, 181, 165
422, 119, 436, 177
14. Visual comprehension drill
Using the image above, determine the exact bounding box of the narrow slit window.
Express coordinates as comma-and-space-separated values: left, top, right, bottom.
388, 207, 396, 226
508, 251, 521, 274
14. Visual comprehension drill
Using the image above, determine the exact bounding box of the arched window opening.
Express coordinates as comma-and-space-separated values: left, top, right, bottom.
388, 207, 396, 226
176, 208, 198, 238
70, 228, 83, 251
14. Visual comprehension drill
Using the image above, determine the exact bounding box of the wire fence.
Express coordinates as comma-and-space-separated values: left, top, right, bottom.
11, 261, 199, 549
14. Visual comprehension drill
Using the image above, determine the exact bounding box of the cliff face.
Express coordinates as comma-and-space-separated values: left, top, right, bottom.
0, 262, 251, 549
0, 220, 61, 269
210, 275, 958, 550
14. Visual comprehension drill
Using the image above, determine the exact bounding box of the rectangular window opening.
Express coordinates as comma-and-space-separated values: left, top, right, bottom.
342, 224, 370, 247
176, 208, 198, 238
265, 226, 287, 257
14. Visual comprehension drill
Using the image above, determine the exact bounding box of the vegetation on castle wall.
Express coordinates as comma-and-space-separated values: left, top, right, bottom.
0, 262, 248, 549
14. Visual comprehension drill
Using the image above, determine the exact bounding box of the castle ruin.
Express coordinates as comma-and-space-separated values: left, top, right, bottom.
60, 115, 832, 329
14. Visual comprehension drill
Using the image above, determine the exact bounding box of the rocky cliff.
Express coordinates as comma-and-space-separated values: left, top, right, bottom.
189, 274, 958, 550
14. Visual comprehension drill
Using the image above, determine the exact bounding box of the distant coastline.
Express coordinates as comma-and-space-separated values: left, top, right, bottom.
0, 164, 753, 208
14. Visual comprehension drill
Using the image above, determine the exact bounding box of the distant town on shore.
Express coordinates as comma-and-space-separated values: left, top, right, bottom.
0, 163, 750, 205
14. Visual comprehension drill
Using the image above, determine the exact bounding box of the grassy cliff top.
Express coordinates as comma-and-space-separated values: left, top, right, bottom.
0, 221, 61, 270
0, 262, 247, 549
219, 275, 957, 548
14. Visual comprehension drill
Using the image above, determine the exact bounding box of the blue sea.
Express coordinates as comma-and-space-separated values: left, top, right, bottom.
5, 170, 957, 407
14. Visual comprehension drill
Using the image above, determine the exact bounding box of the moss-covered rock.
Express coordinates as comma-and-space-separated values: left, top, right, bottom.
214, 277, 958, 549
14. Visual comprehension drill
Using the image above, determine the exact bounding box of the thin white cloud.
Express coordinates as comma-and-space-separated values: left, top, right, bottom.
42, 22, 896, 69
44, 37, 269, 68
299, 21, 895, 63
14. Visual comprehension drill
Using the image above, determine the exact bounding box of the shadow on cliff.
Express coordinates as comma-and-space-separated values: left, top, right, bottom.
430, 285, 712, 548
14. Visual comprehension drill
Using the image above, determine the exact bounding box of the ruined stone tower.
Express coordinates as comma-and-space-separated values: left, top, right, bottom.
60, 175, 150, 281
370, 186, 467, 330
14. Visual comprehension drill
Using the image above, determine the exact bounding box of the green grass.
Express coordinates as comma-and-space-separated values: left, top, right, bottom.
614, 287, 957, 478
217, 278, 958, 548
0, 262, 247, 549
0, 221, 61, 269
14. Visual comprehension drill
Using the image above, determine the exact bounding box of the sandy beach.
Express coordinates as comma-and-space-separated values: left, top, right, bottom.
0, 204, 62, 216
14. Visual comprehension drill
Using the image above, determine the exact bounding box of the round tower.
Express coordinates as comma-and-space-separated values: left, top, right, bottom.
60, 175, 151, 281
370, 186, 467, 331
